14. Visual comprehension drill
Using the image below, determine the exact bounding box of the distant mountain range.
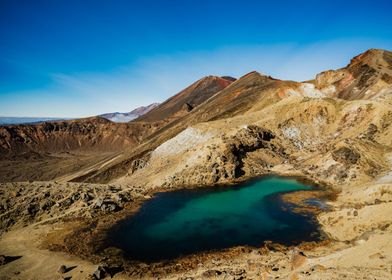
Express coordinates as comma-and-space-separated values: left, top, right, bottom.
99, 103, 160, 122
0, 103, 160, 125
0, 117, 67, 125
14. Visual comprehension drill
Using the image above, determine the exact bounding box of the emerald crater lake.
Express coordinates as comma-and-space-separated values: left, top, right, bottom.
106, 176, 321, 262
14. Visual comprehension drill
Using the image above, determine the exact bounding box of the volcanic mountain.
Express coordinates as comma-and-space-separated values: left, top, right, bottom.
70, 50, 392, 184
2, 50, 392, 183
0, 75, 234, 182
136, 75, 235, 122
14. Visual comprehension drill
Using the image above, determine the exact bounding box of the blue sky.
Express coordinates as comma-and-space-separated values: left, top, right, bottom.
1, 0, 392, 117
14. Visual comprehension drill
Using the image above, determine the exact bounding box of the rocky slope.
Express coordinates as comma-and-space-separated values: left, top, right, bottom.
71, 72, 284, 182
1, 49, 392, 279
0, 75, 233, 182
71, 49, 392, 185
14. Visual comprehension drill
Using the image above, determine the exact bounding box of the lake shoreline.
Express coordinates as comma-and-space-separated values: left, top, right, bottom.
103, 176, 325, 262
2, 165, 389, 279
45, 172, 335, 277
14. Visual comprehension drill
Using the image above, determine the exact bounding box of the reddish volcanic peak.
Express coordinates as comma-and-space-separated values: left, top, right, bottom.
215, 76, 233, 88
136, 75, 234, 122
221, 76, 237, 82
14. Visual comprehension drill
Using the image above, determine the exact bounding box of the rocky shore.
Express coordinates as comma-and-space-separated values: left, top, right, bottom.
1, 164, 391, 279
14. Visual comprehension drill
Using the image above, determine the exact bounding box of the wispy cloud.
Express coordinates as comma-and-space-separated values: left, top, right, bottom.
1, 38, 392, 118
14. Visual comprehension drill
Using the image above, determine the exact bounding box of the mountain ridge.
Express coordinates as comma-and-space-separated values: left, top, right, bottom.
68, 49, 392, 184
1, 49, 392, 184
135, 75, 235, 122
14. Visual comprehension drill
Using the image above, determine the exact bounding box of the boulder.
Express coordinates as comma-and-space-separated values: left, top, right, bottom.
60, 198, 73, 208
40, 200, 54, 211
58, 265, 67, 274
100, 201, 120, 213
101, 203, 115, 212
202, 270, 223, 277
332, 147, 360, 164
0, 255, 6, 266
93, 265, 107, 279
94, 198, 104, 208
81, 193, 92, 202
71, 193, 80, 201
24, 204, 39, 216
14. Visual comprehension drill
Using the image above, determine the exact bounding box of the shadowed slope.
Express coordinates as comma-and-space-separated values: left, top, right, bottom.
136, 76, 235, 122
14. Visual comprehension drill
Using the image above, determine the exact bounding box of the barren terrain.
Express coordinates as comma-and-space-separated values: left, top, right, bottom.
1, 49, 392, 279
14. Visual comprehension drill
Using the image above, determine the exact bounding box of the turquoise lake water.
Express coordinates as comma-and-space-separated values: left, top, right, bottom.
106, 176, 320, 262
